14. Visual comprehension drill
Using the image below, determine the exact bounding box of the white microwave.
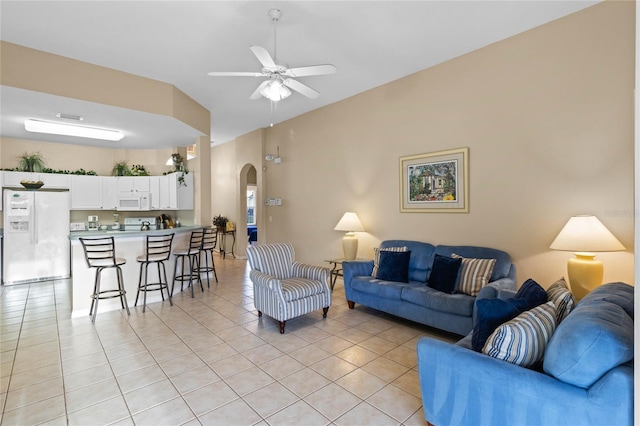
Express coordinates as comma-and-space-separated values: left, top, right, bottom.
117, 193, 151, 211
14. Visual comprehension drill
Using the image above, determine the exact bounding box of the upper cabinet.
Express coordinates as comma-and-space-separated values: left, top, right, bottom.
170, 172, 194, 210
70, 175, 102, 209
116, 176, 150, 193
2, 171, 70, 189
1, 171, 192, 212
149, 173, 193, 210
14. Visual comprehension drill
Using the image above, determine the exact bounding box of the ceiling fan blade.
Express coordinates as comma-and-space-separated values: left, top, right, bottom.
284, 64, 337, 77
207, 71, 266, 77
283, 79, 319, 99
250, 45, 277, 70
250, 80, 271, 100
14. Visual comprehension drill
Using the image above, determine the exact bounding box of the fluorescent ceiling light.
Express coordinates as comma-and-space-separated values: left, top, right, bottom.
24, 119, 124, 141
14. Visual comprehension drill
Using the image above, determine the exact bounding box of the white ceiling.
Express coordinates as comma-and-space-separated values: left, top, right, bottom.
0, 1, 599, 149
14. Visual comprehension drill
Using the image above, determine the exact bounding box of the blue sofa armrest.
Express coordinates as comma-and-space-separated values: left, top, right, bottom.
417, 337, 633, 426
342, 260, 374, 298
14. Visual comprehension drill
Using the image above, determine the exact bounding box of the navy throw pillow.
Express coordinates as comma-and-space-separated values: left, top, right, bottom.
427, 254, 461, 294
515, 278, 548, 311
375, 250, 411, 283
472, 297, 529, 352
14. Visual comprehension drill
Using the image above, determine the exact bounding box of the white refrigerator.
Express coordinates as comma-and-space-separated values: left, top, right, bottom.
3, 189, 71, 285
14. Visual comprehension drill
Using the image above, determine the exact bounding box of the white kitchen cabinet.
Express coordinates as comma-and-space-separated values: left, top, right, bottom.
159, 176, 172, 209
148, 174, 192, 210
70, 175, 102, 210
42, 173, 70, 189
170, 172, 194, 210
2, 171, 69, 189
149, 176, 162, 210
116, 176, 150, 193
102, 177, 118, 210
3, 171, 38, 187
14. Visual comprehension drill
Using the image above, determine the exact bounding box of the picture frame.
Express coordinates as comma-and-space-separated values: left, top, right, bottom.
399, 147, 469, 213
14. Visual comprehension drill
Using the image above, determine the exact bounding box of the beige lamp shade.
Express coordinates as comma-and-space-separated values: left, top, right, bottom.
334, 212, 365, 260
550, 215, 625, 300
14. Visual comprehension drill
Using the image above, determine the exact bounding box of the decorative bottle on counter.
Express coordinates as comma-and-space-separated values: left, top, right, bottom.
176, 218, 181, 227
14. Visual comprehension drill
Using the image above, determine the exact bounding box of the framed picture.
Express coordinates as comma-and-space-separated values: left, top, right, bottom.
399, 147, 469, 213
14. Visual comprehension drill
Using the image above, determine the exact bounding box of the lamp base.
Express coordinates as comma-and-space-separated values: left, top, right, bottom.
342, 232, 358, 260
567, 252, 603, 300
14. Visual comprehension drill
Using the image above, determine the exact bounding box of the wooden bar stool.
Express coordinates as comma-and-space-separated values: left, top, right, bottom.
135, 233, 174, 312
171, 229, 204, 298
197, 228, 218, 288
79, 237, 130, 323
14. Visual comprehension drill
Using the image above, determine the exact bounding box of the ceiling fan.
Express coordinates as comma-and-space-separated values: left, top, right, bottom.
207, 9, 336, 102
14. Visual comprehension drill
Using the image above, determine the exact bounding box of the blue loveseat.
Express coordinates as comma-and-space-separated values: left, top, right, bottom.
342, 240, 516, 336
417, 282, 634, 426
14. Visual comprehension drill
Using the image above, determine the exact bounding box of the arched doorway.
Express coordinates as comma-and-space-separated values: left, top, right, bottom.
238, 163, 258, 257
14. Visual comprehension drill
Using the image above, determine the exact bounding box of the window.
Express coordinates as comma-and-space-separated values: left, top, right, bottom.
247, 186, 256, 225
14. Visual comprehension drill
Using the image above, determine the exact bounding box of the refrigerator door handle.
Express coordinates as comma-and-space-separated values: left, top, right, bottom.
32, 201, 37, 245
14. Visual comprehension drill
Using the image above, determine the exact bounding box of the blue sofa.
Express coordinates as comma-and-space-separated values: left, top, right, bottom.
417, 282, 634, 426
342, 240, 516, 336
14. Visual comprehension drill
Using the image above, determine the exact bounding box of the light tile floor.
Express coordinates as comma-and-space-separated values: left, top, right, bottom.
1, 256, 458, 425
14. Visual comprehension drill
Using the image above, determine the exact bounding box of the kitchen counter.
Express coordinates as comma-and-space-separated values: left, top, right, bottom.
69, 225, 204, 240
70, 225, 206, 317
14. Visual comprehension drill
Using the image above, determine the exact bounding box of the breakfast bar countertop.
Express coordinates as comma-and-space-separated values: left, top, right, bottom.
69, 225, 208, 317
68, 225, 205, 240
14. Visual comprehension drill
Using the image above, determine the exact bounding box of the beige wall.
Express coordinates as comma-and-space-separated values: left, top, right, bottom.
1, 42, 209, 135
212, 1, 635, 288
210, 129, 265, 256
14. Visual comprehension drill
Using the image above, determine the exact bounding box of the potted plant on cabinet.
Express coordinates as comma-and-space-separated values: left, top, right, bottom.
17, 152, 45, 172
111, 161, 131, 176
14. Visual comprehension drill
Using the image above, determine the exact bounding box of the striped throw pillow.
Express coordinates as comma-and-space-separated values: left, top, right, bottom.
546, 277, 575, 324
451, 254, 496, 296
372, 246, 408, 277
482, 301, 557, 368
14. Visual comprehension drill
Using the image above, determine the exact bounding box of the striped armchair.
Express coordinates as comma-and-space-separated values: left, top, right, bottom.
246, 243, 331, 334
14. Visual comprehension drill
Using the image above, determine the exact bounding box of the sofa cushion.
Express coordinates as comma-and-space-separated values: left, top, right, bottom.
483, 301, 557, 368
514, 278, 548, 310
451, 254, 496, 296
427, 254, 461, 294
546, 277, 575, 324
435, 245, 511, 281
351, 276, 407, 299
543, 283, 634, 388
401, 285, 475, 317
380, 240, 435, 283
372, 246, 408, 277
375, 250, 411, 282
472, 297, 529, 352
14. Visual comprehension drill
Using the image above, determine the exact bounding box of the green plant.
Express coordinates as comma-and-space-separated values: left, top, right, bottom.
177, 170, 189, 187
212, 214, 228, 229
170, 153, 186, 172
130, 164, 149, 176
17, 152, 45, 172
111, 161, 131, 176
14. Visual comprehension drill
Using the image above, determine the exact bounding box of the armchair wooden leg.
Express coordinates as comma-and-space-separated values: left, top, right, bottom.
279, 321, 286, 334
322, 307, 329, 318
347, 301, 355, 309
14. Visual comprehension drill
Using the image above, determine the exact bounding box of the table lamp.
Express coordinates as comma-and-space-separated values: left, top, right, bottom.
334, 212, 365, 260
549, 215, 625, 299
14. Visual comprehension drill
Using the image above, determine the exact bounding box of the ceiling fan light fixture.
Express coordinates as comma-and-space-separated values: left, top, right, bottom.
24, 119, 124, 141
260, 79, 291, 102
